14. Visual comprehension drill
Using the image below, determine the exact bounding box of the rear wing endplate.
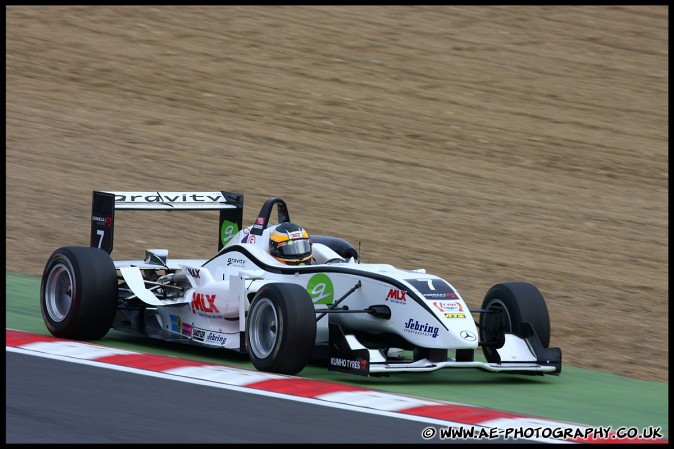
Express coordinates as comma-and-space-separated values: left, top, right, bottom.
90, 191, 244, 254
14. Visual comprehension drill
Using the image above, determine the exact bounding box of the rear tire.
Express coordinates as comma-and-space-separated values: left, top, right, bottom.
246, 283, 317, 375
479, 282, 551, 363
311, 235, 359, 261
40, 246, 118, 340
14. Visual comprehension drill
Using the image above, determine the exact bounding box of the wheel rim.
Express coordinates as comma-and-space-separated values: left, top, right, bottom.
249, 297, 278, 358
45, 263, 74, 322
481, 299, 512, 347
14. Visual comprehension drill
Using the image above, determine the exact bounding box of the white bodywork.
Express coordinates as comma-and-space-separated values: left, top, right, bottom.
116, 229, 554, 374
103, 191, 558, 375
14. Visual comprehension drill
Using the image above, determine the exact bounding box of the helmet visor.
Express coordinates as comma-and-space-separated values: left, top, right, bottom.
275, 239, 311, 257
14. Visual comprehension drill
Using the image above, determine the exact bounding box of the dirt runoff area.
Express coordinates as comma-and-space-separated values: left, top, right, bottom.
6, 6, 668, 382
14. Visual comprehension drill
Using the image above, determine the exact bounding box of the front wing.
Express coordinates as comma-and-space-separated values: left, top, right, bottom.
328, 323, 562, 376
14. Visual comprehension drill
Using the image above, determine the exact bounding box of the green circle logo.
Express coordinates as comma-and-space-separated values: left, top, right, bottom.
306, 273, 334, 305
220, 220, 239, 247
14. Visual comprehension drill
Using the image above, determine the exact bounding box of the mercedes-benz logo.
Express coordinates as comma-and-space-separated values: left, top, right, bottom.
460, 330, 477, 341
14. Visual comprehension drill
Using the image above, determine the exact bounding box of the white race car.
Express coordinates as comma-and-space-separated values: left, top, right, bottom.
40, 191, 562, 376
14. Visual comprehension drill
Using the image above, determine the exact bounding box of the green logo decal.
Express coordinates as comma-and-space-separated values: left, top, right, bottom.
220, 220, 239, 247
306, 273, 334, 305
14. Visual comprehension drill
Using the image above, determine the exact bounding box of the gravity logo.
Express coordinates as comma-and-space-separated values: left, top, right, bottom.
227, 257, 245, 267
306, 273, 334, 305
220, 220, 239, 247
113, 193, 227, 203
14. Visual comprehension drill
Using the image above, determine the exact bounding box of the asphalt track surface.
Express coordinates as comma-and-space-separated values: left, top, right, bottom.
7, 351, 518, 444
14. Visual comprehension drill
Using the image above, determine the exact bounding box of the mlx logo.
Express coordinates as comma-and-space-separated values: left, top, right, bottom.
386, 289, 406, 302
191, 293, 219, 313
186, 267, 200, 279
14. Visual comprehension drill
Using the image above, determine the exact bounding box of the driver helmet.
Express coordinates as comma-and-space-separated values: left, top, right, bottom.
269, 222, 312, 265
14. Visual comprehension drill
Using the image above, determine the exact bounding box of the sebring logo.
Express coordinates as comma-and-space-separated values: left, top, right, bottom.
404, 319, 439, 338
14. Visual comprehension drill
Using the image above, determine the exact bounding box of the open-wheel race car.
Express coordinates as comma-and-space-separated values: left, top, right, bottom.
40, 191, 562, 376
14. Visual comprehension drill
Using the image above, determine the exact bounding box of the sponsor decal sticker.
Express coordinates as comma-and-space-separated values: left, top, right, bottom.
204, 331, 227, 346
444, 313, 466, 319
113, 193, 226, 203
227, 257, 246, 268
92, 215, 113, 227
170, 316, 195, 335
186, 267, 201, 279
404, 319, 439, 338
306, 274, 334, 305
170, 315, 181, 333
191, 292, 221, 317
424, 292, 458, 299
192, 328, 205, 342
181, 322, 193, 337
220, 219, 239, 247
385, 288, 407, 304
329, 357, 368, 372
433, 301, 464, 313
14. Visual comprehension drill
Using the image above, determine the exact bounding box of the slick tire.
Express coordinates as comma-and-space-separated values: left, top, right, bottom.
246, 283, 317, 375
40, 246, 118, 340
311, 235, 359, 261
479, 282, 551, 363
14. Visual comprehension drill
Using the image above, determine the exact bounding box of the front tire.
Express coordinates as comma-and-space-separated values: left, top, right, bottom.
479, 282, 551, 363
246, 283, 317, 375
40, 246, 118, 340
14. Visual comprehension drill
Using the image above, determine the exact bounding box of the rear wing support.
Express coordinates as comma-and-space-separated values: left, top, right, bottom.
90, 191, 244, 254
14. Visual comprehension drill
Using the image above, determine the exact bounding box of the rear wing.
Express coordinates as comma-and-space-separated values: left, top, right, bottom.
90, 191, 244, 254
